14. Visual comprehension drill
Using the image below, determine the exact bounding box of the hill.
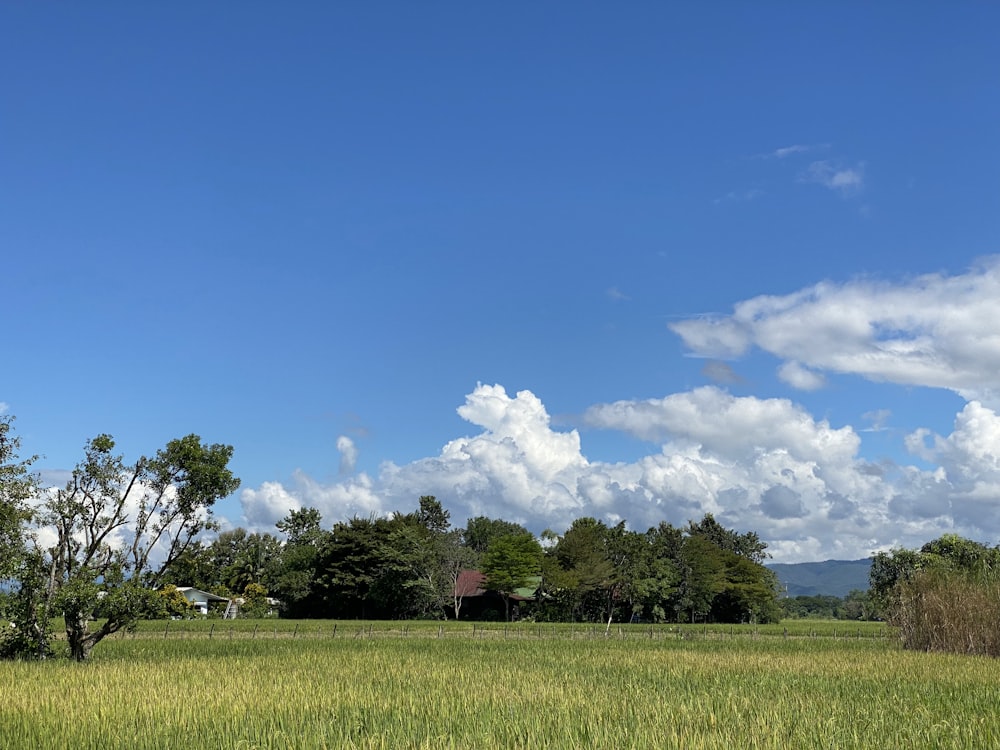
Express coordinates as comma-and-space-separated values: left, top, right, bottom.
767, 559, 873, 598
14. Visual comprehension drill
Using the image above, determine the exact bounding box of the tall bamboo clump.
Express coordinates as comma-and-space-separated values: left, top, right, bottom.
893, 568, 1000, 657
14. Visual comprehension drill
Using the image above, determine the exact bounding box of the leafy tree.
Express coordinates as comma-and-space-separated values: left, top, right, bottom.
148, 584, 195, 619
481, 532, 542, 621
0, 415, 50, 660
229, 532, 282, 593
687, 513, 768, 563
464, 516, 529, 554
273, 507, 325, 617
641, 522, 682, 621
870, 534, 1000, 623
44, 434, 239, 661
713, 553, 780, 623
276, 507, 323, 547
416, 495, 450, 535
841, 589, 876, 621
674, 535, 726, 622
240, 582, 271, 618
0, 415, 37, 582
544, 518, 614, 622
869, 547, 928, 617
314, 515, 395, 618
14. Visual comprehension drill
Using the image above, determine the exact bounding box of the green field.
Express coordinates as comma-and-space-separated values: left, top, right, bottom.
2, 621, 997, 749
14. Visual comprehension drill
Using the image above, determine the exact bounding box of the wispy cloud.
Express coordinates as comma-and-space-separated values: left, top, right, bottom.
670, 256, 1000, 406
701, 360, 744, 385
862, 409, 891, 433
800, 160, 865, 196
713, 188, 763, 205
754, 143, 830, 160
606, 286, 631, 302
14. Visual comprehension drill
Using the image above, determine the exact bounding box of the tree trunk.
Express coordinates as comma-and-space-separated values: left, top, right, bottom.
66, 614, 92, 662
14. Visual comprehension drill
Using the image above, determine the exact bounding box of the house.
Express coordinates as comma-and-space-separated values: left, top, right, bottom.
175, 587, 232, 617
451, 570, 540, 621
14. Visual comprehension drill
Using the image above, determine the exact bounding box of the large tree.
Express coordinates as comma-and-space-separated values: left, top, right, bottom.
481, 532, 542, 621
0, 416, 36, 581
44, 433, 239, 661
0, 415, 46, 659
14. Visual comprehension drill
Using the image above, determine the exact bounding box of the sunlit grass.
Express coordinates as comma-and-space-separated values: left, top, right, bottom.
2, 622, 996, 749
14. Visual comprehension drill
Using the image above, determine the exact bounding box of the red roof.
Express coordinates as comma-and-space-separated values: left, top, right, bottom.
455, 570, 487, 597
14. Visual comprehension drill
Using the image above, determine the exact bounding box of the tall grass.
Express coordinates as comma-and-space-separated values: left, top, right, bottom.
893, 568, 1000, 656
1, 627, 997, 748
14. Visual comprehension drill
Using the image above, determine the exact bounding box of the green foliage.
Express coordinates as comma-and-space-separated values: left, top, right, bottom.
0, 416, 37, 582
147, 585, 195, 620
540, 514, 776, 625
240, 582, 271, 619
464, 516, 529, 554
781, 590, 876, 621
480, 532, 543, 621
40, 432, 239, 660
874, 534, 1000, 655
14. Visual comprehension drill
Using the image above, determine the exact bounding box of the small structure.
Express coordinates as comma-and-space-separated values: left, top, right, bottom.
452, 570, 539, 621
175, 587, 231, 617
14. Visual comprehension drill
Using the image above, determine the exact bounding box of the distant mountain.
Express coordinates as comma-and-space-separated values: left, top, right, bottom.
767, 559, 873, 598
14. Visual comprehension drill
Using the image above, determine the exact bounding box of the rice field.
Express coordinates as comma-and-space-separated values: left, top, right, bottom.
1, 622, 997, 749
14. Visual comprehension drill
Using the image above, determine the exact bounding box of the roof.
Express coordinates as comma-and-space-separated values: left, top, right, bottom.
175, 587, 230, 603
454, 571, 540, 601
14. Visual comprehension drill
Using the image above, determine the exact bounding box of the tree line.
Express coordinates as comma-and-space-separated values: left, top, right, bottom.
1, 418, 780, 660
168, 497, 782, 627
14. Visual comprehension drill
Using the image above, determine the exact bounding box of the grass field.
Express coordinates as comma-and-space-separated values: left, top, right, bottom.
1, 621, 997, 749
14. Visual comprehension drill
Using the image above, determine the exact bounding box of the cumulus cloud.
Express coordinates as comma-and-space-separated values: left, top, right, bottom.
777, 361, 826, 391
0, 402, 8, 414
670, 258, 1000, 405
336, 435, 358, 475
238, 383, 1000, 562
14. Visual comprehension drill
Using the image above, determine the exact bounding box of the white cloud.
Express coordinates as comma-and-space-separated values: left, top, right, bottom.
777, 361, 826, 391
800, 160, 865, 195
606, 286, 630, 302
862, 409, 891, 432
670, 258, 1000, 406
0, 402, 8, 415
336, 435, 358, 475
754, 143, 829, 160
237, 383, 1000, 562
714, 188, 763, 204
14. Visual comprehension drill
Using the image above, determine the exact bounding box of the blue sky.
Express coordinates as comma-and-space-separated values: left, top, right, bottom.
4, 4, 1000, 561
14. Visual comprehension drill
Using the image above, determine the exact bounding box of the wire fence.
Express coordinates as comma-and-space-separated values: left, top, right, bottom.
119, 619, 892, 643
